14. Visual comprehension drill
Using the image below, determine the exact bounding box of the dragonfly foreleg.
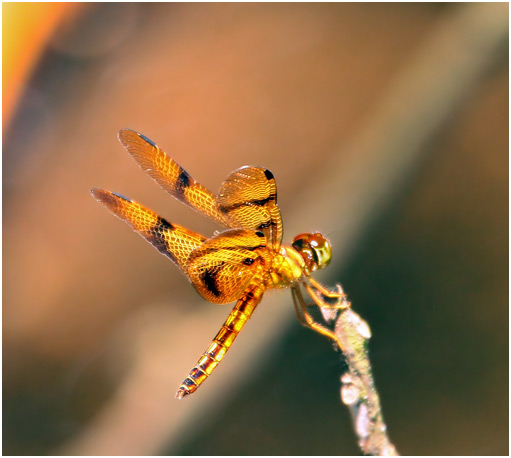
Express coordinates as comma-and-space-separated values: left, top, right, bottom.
305, 278, 350, 310
176, 285, 264, 399
308, 277, 347, 299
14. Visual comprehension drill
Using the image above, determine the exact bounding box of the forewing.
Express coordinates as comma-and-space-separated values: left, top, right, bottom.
187, 229, 266, 304
216, 166, 283, 250
118, 129, 227, 227
91, 188, 206, 275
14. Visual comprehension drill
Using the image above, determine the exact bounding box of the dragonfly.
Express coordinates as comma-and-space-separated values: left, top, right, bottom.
91, 129, 347, 399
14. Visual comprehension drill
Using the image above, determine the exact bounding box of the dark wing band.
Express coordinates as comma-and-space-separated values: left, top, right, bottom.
216, 166, 283, 251
118, 129, 227, 227
91, 188, 206, 276
186, 229, 267, 304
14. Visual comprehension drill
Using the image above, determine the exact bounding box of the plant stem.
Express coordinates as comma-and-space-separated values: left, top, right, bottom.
319, 286, 399, 456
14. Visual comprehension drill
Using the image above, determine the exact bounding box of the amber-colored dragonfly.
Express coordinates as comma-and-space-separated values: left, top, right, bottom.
92, 129, 347, 399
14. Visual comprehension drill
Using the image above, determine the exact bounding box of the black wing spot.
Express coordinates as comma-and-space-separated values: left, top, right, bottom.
176, 168, 192, 197
263, 169, 274, 180
242, 258, 255, 265
201, 267, 221, 297
157, 216, 175, 231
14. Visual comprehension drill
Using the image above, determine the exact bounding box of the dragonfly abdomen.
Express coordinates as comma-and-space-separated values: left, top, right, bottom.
176, 284, 264, 399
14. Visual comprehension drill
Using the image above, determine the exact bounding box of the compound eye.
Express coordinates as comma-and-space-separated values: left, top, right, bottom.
292, 232, 332, 273
307, 233, 331, 269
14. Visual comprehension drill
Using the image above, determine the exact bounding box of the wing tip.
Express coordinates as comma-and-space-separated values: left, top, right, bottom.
91, 188, 132, 206
90, 187, 107, 202
118, 128, 157, 149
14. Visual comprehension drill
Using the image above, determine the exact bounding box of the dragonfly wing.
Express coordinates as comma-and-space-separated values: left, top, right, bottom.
187, 229, 267, 304
216, 166, 283, 251
91, 188, 206, 276
118, 129, 227, 227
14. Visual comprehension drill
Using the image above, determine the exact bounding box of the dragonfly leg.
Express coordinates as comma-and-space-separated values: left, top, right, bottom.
292, 285, 342, 348
176, 285, 264, 399
304, 280, 350, 310
308, 277, 347, 300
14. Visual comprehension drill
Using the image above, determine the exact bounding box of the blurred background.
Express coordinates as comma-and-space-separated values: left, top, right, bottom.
3, 3, 508, 455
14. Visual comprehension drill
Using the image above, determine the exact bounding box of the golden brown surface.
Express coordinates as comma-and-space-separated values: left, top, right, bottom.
94, 130, 332, 397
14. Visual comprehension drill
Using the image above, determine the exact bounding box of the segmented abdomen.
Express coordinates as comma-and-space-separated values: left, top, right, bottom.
176, 284, 264, 399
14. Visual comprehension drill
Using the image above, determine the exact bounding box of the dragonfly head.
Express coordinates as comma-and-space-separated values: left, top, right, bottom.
292, 232, 332, 274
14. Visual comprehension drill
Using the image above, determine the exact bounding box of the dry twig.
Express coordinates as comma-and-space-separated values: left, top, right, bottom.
316, 286, 399, 456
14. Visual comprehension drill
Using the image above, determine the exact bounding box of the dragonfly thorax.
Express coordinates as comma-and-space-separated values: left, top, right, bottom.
263, 245, 306, 289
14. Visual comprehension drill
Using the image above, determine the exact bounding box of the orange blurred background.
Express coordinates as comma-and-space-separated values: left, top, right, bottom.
3, 3, 508, 455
